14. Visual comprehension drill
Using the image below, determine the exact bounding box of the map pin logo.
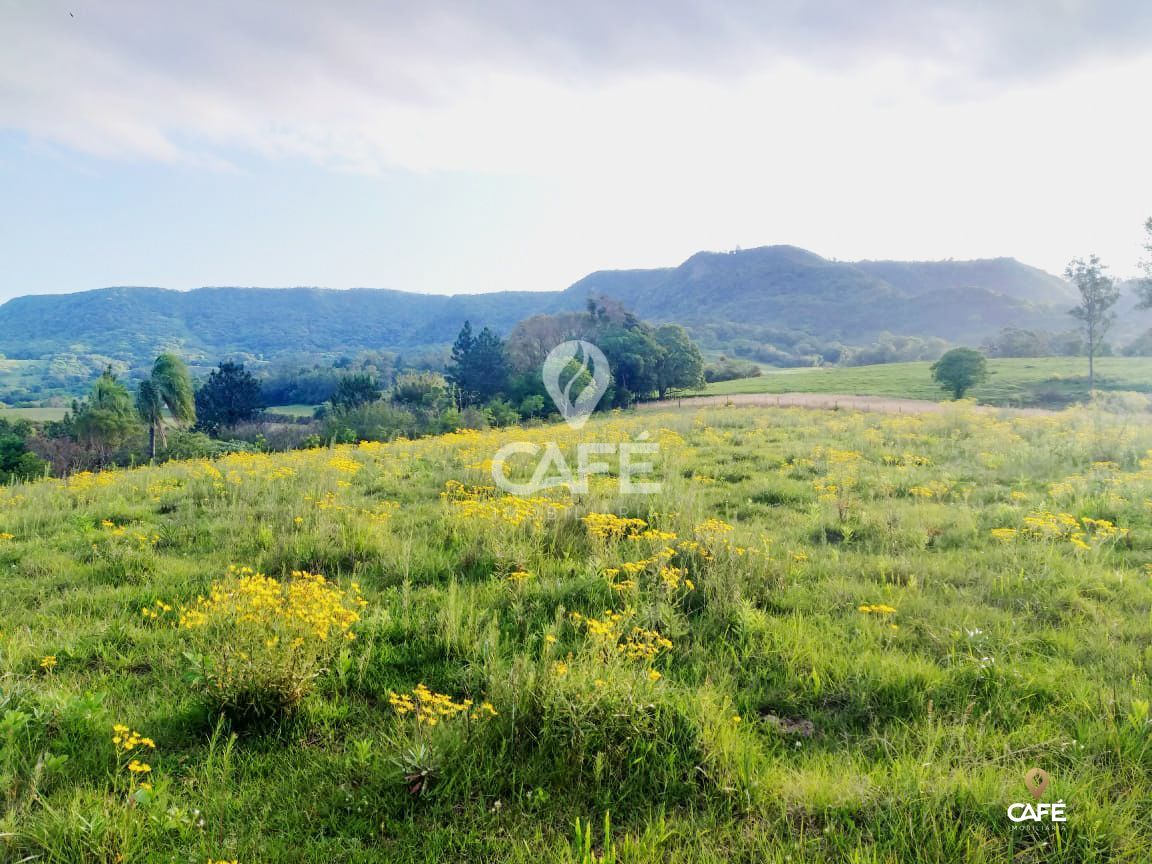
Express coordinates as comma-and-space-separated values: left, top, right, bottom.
1024, 767, 1050, 800
542, 340, 611, 430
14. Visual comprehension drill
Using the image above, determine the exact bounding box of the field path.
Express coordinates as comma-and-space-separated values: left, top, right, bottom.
638, 391, 1060, 417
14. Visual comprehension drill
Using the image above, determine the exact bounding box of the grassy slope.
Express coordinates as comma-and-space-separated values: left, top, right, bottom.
264, 404, 319, 418
1, 406, 1151, 862
705, 357, 1152, 407
0, 406, 68, 421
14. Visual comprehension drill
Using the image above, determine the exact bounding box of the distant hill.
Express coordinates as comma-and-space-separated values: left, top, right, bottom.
0, 246, 1096, 379
563, 246, 1077, 342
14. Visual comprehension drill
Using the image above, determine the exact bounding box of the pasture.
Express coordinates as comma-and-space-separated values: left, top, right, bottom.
704, 357, 1152, 407
1, 404, 1151, 862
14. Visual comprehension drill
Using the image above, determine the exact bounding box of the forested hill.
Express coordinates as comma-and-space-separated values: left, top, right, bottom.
0, 246, 1078, 365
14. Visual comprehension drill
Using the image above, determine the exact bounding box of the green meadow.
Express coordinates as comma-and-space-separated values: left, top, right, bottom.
704, 357, 1152, 407
1, 404, 1151, 862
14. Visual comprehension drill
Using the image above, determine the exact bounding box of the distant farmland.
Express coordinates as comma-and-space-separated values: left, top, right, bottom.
704, 356, 1152, 408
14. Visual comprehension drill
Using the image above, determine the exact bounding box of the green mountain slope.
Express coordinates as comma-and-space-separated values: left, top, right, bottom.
0, 246, 1083, 368
564, 246, 1074, 342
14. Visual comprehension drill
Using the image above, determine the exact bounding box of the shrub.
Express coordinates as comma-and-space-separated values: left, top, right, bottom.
177, 567, 366, 717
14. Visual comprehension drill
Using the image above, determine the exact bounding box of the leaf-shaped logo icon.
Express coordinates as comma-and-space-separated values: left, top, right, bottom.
1024, 767, 1050, 799
542, 340, 611, 429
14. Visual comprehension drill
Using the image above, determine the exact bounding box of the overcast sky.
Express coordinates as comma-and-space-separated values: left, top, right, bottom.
1, 0, 1150, 300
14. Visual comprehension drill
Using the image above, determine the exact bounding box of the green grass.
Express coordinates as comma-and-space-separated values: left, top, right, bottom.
265, 404, 319, 418
705, 357, 1152, 407
1, 405, 1151, 862
0, 405, 68, 421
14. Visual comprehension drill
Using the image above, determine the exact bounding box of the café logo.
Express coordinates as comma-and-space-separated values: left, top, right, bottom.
1007, 767, 1066, 823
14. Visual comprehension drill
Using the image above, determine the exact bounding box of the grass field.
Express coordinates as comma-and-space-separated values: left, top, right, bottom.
0, 406, 68, 421
705, 357, 1152, 407
2, 404, 1151, 862
265, 404, 319, 418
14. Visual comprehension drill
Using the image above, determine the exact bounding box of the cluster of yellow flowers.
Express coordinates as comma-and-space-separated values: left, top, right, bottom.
602, 543, 697, 594
570, 608, 673, 664
388, 684, 497, 726
112, 723, 156, 784
39, 655, 57, 672
813, 447, 864, 465
990, 528, 1020, 543
618, 627, 673, 662
65, 470, 116, 493
694, 518, 733, 537
582, 512, 649, 540
858, 603, 897, 615
441, 480, 571, 528
179, 567, 365, 642
993, 511, 1129, 550
360, 501, 399, 524
140, 599, 173, 620
176, 567, 367, 710
305, 491, 343, 512
907, 480, 953, 499
570, 608, 630, 641
880, 453, 933, 467
327, 455, 362, 474
657, 565, 693, 593
112, 723, 156, 753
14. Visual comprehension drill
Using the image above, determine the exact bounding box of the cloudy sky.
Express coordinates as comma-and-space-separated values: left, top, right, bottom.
1, 0, 1150, 300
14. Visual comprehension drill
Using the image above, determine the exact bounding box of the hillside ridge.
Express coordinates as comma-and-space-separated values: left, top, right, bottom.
0, 245, 1076, 366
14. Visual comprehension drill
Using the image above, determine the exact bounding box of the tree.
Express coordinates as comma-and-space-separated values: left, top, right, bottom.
391, 371, 449, 409
136, 353, 196, 459
0, 418, 47, 482
71, 368, 139, 464
931, 348, 988, 399
471, 327, 509, 402
445, 321, 509, 406
331, 373, 381, 412
598, 323, 661, 407
1065, 255, 1120, 394
195, 361, 264, 436
654, 324, 706, 398
1136, 217, 1152, 311
445, 321, 475, 403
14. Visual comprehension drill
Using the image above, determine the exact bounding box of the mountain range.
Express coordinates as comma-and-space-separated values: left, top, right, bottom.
0, 245, 1097, 370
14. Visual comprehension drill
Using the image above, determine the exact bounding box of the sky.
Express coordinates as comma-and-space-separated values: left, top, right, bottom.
1, 0, 1151, 301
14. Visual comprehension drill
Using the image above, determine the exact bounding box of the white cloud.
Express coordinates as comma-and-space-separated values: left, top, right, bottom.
2, 0, 1150, 283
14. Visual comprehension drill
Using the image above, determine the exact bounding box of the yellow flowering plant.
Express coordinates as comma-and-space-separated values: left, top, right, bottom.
177, 566, 367, 716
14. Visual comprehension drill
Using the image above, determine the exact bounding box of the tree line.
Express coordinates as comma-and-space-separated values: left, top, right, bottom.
11, 301, 705, 475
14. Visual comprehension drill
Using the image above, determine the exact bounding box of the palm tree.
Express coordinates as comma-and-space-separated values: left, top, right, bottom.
136, 353, 196, 460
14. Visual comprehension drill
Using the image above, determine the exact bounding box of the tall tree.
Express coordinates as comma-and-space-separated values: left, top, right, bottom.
598, 324, 661, 407
136, 353, 196, 459
331, 373, 381, 411
1136, 216, 1152, 311
445, 321, 508, 406
653, 324, 706, 398
72, 368, 139, 465
445, 321, 476, 405
195, 361, 264, 436
1065, 255, 1120, 394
